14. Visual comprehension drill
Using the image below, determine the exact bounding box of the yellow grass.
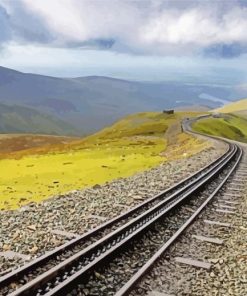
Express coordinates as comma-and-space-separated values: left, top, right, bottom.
0, 112, 207, 210
214, 98, 247, 113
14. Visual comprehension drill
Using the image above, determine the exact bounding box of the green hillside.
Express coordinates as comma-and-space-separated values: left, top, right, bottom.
0, 103, 79, 136
193, 114, 247, 142
87, 112, 175, 140
86, 111, 202, 140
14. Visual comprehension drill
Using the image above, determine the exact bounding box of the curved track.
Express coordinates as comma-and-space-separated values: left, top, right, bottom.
0, 115, 243, 296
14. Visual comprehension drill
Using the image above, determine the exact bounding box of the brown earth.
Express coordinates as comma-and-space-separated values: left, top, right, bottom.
0, 134, 77, 158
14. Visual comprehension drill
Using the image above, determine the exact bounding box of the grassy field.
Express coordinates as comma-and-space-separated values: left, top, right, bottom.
193, 114, 247, 142
0, 112, 207, 210
214, 98, 247, 113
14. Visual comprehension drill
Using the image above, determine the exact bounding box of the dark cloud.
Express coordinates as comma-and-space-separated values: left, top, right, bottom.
0, 1, 114, 49
65, 39, 115, 50
238, 0, 247, 8
0, 5, 11, 43
203, 43, 247, 59
5, 1, 54, 44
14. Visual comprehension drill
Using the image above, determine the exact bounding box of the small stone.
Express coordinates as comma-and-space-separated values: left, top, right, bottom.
210, 259, 219, 264
29, 246, 38, 254
27, 225, 36, 231
133, 195, 144, 201
94, 272, 105, 280
10, 282, 18, 289
2, 244, 11, 251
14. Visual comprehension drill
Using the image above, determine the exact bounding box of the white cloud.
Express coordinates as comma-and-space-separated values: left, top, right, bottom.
1, 0, 247, 55
20, 0, 141, 45
135, 6, 247, 54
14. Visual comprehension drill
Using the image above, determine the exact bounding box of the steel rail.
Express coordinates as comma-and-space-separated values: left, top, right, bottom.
113, 115, 243, 296
8, 142, 238, 296
0, 136, 231, 287
115, 145, 243, 296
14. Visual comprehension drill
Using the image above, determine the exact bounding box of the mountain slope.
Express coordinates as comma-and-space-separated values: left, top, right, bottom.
0, 111, 209, 209
193, 114, 247, 143
214, 98, 247, 113
0, 66, 241, 135
0, 103, 79, 135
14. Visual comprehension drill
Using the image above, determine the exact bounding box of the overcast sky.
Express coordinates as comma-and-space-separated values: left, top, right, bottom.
0, 0, 247, 87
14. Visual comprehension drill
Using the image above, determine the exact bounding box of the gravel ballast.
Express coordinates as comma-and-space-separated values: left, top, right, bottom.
0, 140, 226, 273
132, 144, 247, 296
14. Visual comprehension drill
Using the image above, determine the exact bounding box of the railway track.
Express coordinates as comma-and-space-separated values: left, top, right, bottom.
0, 116, 243, 296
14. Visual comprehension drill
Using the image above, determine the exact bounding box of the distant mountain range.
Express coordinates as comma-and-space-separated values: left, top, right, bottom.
0, 66, 243, 135
0, 103, 78, 135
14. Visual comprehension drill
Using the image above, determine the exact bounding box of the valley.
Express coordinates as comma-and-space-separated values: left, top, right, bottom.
0, 66, 244, 135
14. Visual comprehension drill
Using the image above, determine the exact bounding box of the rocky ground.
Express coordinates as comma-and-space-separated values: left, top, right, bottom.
0, 139, 226, 274
133, 145, 247, 296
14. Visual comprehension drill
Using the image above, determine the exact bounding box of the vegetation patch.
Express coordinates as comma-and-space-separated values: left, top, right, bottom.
0, 134, 76, 157
0, 112, 207, 210
214, 98, 247, 113
192, 114, 247, 142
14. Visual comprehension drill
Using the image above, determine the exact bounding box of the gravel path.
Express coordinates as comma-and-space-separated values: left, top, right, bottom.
0, 140, 226, 274
132, 145, 247, 296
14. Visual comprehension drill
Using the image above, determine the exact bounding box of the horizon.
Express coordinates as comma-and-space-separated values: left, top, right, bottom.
1, 65, 246, 102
